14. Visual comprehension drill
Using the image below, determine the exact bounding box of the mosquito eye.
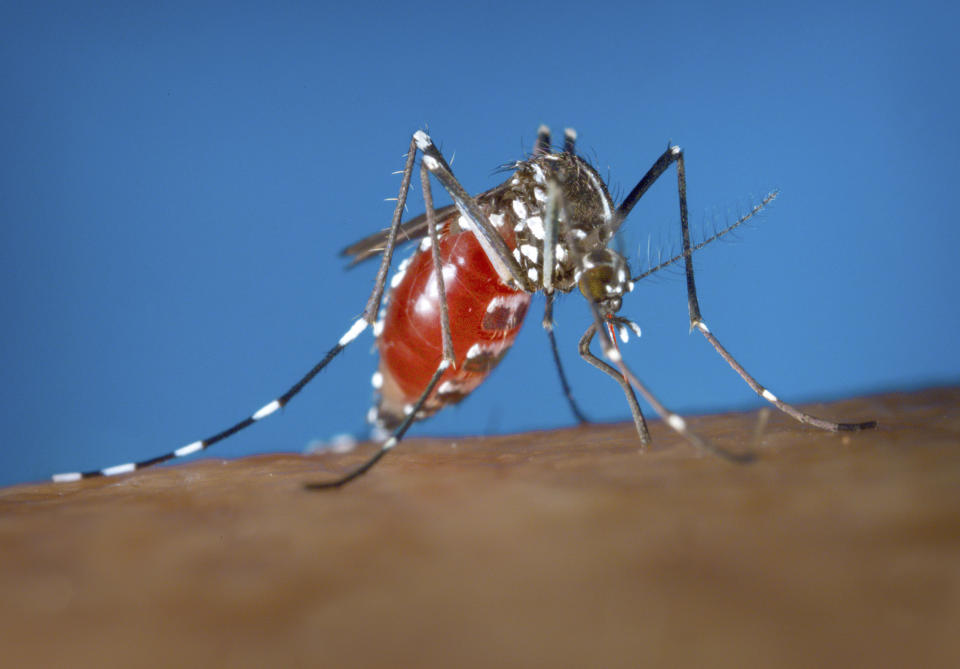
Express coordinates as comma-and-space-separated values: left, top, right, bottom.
578, 264, 614, 303
578, 249, 630, 310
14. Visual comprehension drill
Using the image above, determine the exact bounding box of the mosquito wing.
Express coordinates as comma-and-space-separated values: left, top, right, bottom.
340, 182, 511, 266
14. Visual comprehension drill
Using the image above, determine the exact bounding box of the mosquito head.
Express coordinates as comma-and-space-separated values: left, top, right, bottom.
576, 248, 634, 316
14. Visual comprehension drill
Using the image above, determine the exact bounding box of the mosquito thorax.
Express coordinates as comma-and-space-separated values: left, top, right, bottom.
576, 248, 634, 315
496, 152, 616, 293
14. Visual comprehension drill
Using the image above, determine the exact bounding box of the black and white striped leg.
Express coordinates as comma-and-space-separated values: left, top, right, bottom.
306, 160, 461, 488
311, 130, 541, 487
51, 135, 426, 483
617, 145, 876, 433
51, 319, 370, 482
578, 322, 649, 444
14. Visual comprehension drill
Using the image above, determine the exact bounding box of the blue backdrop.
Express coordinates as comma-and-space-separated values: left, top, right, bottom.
3, 1, 958, 485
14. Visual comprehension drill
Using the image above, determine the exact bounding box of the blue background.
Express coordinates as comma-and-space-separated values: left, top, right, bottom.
3, 1, 958, 486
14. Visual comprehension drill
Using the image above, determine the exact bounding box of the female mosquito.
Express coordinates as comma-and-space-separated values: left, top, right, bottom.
53, 126, 876, 488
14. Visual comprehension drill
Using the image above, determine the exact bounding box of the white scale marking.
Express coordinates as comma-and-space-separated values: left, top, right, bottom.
762, 389, 779, 403
489, 212, 505, 228
527, 267, 538, 282
520, 244, 539, 263
174, 441, 204, 457
512, 199, 528, 219
415, 293, 435, 316
103, 463, 136, 476
525, 216, 544, 239
534, 188, 547, 203
583, 168, 612, 222
413, 130, 432, 150
339, 319, 368, 346
52, 472, 82, 483
437, 380, 460, 394
667, 414, 687, 431
252, 399, 281, 421
486, 294, 529, 315
466, 341, 510, 360
371, 371, 383, 390
531, 164, 546, 184
422, 154, 440, 171
390, 268, 407, 289
457, 214, 475, 232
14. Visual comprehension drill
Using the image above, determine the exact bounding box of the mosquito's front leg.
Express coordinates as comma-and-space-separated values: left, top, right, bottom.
618, 145, 876, 433
413, 131, 537, 292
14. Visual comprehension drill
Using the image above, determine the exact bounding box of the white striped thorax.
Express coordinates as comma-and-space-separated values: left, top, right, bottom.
477, 151, 619, 296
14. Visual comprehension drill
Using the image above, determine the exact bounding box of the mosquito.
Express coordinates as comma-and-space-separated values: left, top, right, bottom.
52, 126, 876, 488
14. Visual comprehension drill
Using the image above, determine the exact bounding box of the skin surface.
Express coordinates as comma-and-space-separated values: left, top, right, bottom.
3, 388, 958, 668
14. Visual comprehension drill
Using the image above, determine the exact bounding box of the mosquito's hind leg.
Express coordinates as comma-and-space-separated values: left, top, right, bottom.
307, 158, 460, 488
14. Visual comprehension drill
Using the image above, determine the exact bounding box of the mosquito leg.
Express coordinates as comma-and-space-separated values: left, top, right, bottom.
361, 135, 420, 323
692, 321, 876, 431
413, 131, 536, 292
584, 309, 752, 463
617, 145, 876, 432
52, 135, 429, 483
305, 360, 451, 489
542, 293, 590, 424
536, 174, 588, 422
306, 156, 461, 488
578, 323, 648, 443
421, 162, 456, 368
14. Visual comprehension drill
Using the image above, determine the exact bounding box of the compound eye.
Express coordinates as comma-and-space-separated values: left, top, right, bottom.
577, 249, 630, 311
578, 263, 615, 304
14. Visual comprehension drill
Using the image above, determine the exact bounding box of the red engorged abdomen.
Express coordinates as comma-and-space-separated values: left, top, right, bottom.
375, 229, 531, 425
